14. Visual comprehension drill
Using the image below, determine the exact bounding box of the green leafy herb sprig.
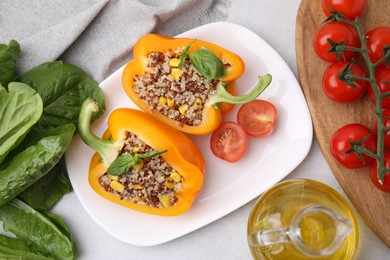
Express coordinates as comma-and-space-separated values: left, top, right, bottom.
107, 150, 167, 176
179, 40, 227, 79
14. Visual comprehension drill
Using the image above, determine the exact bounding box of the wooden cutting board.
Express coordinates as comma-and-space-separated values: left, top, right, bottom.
296, 0, 390, 248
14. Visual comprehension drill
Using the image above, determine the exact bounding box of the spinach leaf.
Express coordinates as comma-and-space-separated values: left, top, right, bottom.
0, 199, 76, 260
18, 157, 72, 211
0, 40, 20, 87
0, 235, 52, 259
43, 211, 77, 257
0, 251, 50, 260
0, 124, 75, 207
0, 82, 43, 164
19, 61, 105, 130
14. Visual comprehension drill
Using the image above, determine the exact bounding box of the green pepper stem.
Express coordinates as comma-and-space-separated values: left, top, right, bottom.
207, 74, 272, 107
78, 98, 121, 167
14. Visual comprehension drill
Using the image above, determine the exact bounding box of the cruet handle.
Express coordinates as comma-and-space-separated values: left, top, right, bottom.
248, 227, 290, 247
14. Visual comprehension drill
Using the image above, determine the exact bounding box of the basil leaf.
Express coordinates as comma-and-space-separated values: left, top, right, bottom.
137, 149, 167, 159
18, 156, 72, 211
107, 150, 168, 176
0, 124, 75, 207
0, 199, 76, 260
19, 61, 105, 130
0, 40, 20, 87
0, 82, 43, 165
107, 154, 139, 176
179, 40, 195, 69
189, 49, 227, 79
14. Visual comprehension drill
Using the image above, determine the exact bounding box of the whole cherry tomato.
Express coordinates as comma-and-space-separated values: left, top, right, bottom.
366, 27, 390, 66
314, 22, 360, 63
368, 66, 390, 109
322, 62, 368, 103
322, 0, 366, 21
330, 123, 376, 169
237, 100, 277, 138
369, 152, 390, 192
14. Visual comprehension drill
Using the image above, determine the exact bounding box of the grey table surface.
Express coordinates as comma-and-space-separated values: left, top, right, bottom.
46, 0, 390, 259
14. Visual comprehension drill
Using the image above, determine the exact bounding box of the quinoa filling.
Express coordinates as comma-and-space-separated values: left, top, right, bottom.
133, 49, 225, 127
99, 132, 183, 208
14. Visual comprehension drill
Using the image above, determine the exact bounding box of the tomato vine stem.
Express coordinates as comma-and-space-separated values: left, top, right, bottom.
347, 74, 371, 82
334, 15, 387, 184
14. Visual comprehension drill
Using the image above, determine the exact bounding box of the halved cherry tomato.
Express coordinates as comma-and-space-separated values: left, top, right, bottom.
322, 0, 366, 21
365, 27, 390, 66
210, 121, 247, 163
237, 100, 277, 137
369, 152, 390, 192
368, 66, 390, 109
322, 62, 368, 103
313, 21, 359, 62
330, 123, 377, 169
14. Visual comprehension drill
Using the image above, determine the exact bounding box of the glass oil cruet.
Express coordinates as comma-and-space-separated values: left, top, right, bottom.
247, 179, 359, 259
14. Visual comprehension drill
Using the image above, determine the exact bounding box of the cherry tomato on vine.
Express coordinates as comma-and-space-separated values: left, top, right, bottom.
369, 152, 390, 192
322, 62, 368, 103
210, 121, 248, 163
366, 27, 390, 66
368, 66, 390, 109
375, 108, 390, 149
330, 123, 376, 169
313, 22, 360, 63
237, 100, 277, 138
322, 0, 366, 21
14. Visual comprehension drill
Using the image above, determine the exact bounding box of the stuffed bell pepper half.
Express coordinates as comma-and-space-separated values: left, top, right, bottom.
78, 98, 205, 216
122, 34, 272, 135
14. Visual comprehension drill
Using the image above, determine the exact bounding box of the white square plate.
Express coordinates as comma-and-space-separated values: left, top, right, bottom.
66, 22, 313, 246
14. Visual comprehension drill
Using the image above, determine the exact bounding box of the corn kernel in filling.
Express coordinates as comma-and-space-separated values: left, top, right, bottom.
133, 50, 222, 127
99, 132, 183, 208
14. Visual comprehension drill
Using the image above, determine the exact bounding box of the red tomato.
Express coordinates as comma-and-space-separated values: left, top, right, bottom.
313, 21, 359, 63
375, 109, 390, 149
322, 0, 366, 21
330, 123, 376, 169
210, 121, 248, 163
368, 66, 390, 109
369, 152, 390, 192
366, 27, 390, 66
237, 100, 277, 138
322, 62, 368, 103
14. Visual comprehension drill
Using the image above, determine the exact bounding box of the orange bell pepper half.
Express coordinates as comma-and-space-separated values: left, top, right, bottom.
122, 34, 272, 135
78, 98, 205, 216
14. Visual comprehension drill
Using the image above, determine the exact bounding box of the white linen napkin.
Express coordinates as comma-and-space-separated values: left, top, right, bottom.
0, 0, 230, 81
